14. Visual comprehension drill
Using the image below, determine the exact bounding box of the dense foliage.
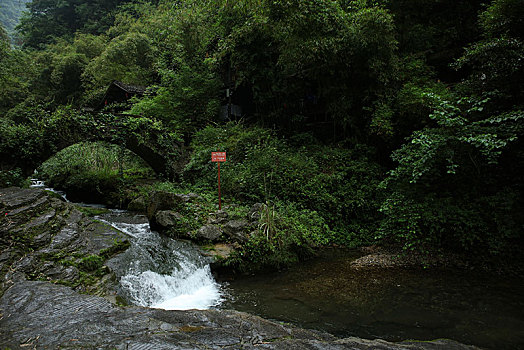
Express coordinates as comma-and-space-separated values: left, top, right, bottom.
37, 141, 154, 201
184, 123, 383, 245
1, 0, 523, 268
17, 0, 146, 48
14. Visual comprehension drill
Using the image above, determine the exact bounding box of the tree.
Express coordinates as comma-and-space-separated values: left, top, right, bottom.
0, 25, 9, 55
218, 0, 399, 141
385, 0, 483, 81
380, 0, 524, 254
455, 0, 524, 108
127, 0, 222, 134
17, 0, 135, 48
83, 32, 154, 91
0, 24, 33, 115
23, 34, 108, 106
480, 0, 524, 39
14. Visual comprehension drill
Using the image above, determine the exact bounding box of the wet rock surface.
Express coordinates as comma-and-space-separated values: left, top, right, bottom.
0, 188, 481, 349
0, 280, 479, 349
0, 187, 128, 296
197, 224, 223, 241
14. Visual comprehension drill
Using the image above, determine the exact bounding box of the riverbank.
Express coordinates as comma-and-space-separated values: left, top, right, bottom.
0, 187, 483, 349
351, 244, 524, 277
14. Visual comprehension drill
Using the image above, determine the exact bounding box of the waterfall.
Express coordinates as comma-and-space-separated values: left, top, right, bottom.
28, 180, 222, 310
98, 210, 223, 310
30, 179, 69, 202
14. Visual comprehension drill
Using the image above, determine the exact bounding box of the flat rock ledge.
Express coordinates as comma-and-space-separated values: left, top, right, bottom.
0, 280, 479, 350
0, 188, 479, 349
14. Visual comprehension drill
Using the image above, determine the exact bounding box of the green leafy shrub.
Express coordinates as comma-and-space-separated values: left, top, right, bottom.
379, 92, 524, 254
0, 168, 29, 188
0, 117, 46, 167
37, 141, 154, 201
236, 202, 333, 270
184, 122, 384, 245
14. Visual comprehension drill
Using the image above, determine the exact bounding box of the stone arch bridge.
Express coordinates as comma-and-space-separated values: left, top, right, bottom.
1, 111, 187, 179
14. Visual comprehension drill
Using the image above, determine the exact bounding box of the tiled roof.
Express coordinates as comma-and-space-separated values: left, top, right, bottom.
112, 80, 146, 94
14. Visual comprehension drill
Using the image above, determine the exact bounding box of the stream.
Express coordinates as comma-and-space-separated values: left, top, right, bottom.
97, 209, 223, 310
100, 209, 523, 350
221, 249, 524, 350
29, 181, 524, 349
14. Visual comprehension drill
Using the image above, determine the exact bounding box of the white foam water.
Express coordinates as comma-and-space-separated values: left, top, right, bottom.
30, 179, 69, 202
99, 220, 151, 239
121, 264, 222, 310
99, 211, 223, 311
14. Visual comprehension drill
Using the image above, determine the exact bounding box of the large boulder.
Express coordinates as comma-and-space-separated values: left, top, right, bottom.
127, 196, 147, 212
146, 191, 184, 221
154, 210, 183, 228
196, 225, 222, 241
222, 219, 251, 243
146, 191, 203, 232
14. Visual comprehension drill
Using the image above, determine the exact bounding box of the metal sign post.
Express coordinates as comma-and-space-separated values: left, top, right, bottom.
211, 152, 226, 210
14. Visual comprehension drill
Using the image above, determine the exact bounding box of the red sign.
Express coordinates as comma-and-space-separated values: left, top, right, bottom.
211, 152, 226, 162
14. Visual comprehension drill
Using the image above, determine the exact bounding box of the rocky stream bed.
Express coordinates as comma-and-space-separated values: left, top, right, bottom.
0, 187, 481, 349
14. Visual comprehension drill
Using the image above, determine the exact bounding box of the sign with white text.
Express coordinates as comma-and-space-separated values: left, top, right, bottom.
211, 152, 226, 162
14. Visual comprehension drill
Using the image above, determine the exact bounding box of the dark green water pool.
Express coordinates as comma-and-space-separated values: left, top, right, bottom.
220, 249, 524, 349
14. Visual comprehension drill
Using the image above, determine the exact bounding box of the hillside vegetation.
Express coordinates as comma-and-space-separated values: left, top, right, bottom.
1, 0, 523, 269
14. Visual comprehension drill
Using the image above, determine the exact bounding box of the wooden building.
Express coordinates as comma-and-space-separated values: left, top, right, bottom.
96, 81, 146, 111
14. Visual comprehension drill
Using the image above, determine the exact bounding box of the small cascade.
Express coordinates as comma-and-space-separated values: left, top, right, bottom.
27, 181, 222, 310
30, 179, 69, 202
97, 210, 223, 310
120, 258, 221, 310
